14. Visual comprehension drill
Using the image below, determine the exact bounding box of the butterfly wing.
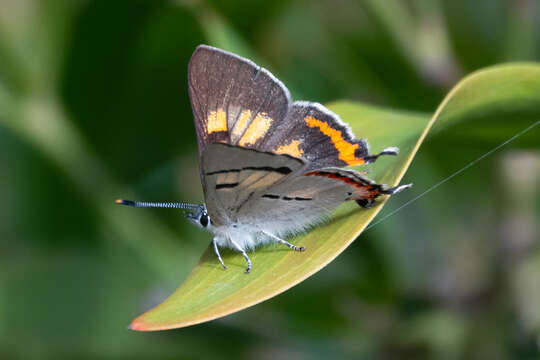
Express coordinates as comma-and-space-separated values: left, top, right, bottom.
236, 166, 396, 236
200, 143, 306, 227
202, 144, 401, 235
261, 102, 372, 170
188, 45, 291, 155
188, 46, 380, 168
189, 46, 406, 231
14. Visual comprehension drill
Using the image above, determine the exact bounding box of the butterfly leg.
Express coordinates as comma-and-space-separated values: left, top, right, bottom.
213, 238, 227, 270
262, 231, 305, 252
229, 238, 252, 273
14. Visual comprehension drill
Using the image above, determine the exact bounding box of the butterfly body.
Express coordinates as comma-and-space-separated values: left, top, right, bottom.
117, 45, 411, 273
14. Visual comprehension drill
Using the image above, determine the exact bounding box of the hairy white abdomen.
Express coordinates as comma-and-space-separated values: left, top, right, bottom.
210, 211, 328, 251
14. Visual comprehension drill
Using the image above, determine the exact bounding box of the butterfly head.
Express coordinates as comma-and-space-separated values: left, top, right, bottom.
184, 204, 211, 229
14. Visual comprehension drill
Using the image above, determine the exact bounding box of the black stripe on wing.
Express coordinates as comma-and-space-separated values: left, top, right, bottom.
206, 166, 293, 176
261, 194, 312, 201
215, 183, 239, 189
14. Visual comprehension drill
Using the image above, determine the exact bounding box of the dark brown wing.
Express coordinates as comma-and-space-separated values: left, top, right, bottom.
188, 45, 396, 181
188, 45, 291, 156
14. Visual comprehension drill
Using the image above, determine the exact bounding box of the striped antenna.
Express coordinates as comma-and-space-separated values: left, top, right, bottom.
115, 199, 200, 210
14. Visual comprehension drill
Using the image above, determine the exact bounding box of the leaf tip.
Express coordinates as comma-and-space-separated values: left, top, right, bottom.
128, 317, 151, 332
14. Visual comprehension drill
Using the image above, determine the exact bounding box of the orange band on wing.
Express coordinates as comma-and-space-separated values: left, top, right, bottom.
275, 139, 304, 157
305, 170, 364, 187
238, 112, 273, 146
305, 170, 379, 199
207, 108, 227, 133
304, 116, 364, 165
230, 110, 252, 142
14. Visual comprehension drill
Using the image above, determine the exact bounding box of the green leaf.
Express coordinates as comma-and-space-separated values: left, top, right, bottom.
130, 63, 540, 331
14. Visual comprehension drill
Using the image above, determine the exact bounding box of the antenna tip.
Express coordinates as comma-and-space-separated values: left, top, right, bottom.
115, 199, 135, 206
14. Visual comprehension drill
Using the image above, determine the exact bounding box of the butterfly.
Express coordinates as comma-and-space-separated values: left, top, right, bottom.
116, 45, 411, 273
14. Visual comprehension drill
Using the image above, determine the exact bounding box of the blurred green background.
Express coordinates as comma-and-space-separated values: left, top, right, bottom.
1, 0, 539, 359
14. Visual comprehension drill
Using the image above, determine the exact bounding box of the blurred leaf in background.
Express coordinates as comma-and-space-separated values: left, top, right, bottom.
0, 0, 538, 359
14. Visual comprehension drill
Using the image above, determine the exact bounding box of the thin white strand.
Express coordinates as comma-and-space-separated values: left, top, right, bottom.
366, 120, 540, 231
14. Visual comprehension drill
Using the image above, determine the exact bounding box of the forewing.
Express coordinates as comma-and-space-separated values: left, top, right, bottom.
188, 45, 291, 156
201, 143, 306, 226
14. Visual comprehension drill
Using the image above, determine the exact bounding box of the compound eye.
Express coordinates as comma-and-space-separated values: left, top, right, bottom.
199, 213, 209, 227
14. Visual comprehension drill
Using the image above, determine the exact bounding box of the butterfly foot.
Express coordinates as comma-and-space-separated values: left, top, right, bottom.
243, 256, 252, 274
261, 230, 305, 252
243, 255, 252, 273
239, 252, 252, 273
282, 242, 305, 252
229, 239, 252, 274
